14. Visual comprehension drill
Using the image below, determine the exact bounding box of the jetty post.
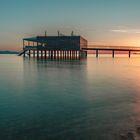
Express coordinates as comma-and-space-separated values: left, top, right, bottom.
129, 51, 131, 58
112, 50, 115, 58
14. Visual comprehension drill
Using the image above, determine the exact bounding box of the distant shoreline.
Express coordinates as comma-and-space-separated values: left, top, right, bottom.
0, 51, 19, 54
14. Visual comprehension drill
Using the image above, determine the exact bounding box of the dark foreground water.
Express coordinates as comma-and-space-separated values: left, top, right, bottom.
1, 55, 140, 140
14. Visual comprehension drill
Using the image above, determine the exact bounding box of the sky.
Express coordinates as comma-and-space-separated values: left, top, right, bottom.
0, 0, 140, 51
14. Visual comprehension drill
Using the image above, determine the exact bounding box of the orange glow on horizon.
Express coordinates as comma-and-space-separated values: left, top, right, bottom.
89, 37, 140, 48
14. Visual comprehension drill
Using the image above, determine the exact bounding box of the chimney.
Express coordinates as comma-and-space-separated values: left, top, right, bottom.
58, 31, 60, 36
71, 31, 74, 36
45, 31, 47, 36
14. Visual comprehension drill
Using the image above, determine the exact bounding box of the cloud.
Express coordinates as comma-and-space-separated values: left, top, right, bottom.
111, 29, 140, 34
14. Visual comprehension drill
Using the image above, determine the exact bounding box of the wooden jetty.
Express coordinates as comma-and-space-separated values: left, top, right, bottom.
19, 32, 140, 59
82, 47, 140, 58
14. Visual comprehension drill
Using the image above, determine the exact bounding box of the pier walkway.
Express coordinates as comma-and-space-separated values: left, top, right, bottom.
19, 34, 140, 58
82, 47, 140, 58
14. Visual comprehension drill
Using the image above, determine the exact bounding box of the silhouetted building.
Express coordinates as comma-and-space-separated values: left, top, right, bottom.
19, 33, 88, 59
23, 35, 87, 51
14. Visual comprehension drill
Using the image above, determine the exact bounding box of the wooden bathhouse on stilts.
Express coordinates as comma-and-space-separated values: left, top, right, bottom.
19, 32, 88, 59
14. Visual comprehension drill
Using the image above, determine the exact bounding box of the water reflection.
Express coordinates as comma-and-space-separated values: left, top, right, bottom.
1, 55, 140, 139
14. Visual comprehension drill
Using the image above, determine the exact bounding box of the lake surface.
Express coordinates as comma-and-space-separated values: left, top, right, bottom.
0, 54, 140, 140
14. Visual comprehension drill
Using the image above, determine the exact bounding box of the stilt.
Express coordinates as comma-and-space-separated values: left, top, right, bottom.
77, 51, 79, 57
44, 50, 47, 58
85, 51, 87, 57
53, 50, 56, 59
70, 50, 71, 59
33, 50, 35, 58
129, 51, 131, 58
59, 51, 61, 56
75, 51, 77, 57
51, 51, 53, 59
78, 51, 80, 58
67, 51, 69, 58
23, 50, 26, 57
74, 51, 76, 57
41, 50, 43, 58
56, 51, 59, 60
37, 50, 39, 58
79, 51, 81, 57
96, 50, 98, 58
112, 50, 115, 58
28, 50, 31, 57
64, 51, 66, 59
62, 51, 64, 57
56, 50, 58, 59
49, 51, 51, 58
72, 51, 74, 57
59, 51, 61, 59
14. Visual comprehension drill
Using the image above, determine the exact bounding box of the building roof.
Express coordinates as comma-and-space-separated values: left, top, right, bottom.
23, 36, 86, 43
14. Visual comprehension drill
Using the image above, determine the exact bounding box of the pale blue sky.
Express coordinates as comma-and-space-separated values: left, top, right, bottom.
0, 0, 140, 50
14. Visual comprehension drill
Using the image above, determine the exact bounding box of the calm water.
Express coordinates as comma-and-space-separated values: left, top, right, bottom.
1, 54, 140, 140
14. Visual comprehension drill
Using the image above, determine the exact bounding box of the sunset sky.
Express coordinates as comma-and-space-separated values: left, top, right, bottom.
0, 0, 140, 51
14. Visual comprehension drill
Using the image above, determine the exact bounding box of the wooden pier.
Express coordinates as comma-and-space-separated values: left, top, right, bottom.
19, 33, 140, 59
82, 47, 140, 58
